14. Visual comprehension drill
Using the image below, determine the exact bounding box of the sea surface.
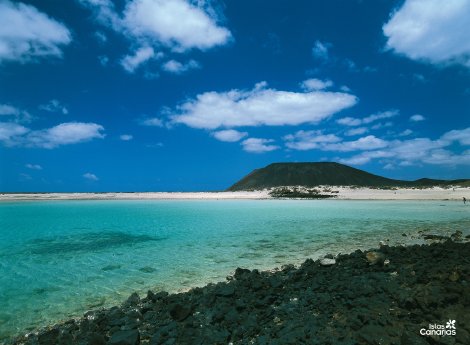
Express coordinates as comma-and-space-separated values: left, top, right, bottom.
0, 199, 469, 340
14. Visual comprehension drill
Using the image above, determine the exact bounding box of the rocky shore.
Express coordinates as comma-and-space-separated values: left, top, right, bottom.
10, 233, 470, 345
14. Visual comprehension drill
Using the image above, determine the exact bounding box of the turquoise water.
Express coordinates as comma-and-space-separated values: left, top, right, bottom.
0, 200, 469, 339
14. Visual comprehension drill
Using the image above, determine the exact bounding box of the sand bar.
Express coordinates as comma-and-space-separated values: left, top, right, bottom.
1, 186, 469, 201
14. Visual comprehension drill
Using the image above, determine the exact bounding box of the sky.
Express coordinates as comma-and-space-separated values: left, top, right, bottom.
0, 0, 469, 192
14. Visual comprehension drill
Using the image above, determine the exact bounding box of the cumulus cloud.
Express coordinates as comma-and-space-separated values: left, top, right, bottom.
441, 127, 470, 145
323, 135, 389, 152
121, 46, 155, 72
39, 99, 68, 114
336, 117, 361, 126
139, 117, 164, 127
339, 150, 394, 165
0, 104, 20, 115
300, 78, 333, 91
312, 40, 331, 61
0, 122, 104, 148
345, 127, 368, 136
399, 129, 413, 136
170, 82, 357, 129
383, 0, 470, 67
83, 173, 99, 181
0, 103, 33, 123
0, 122, 29, 144
123, 0, 231, 51
0, 0, 71, 63
410, 114, 425, 122
241, 138, 279, 153
25, 163, 42, 170
80, 0, 231, 53
162, 59, 200, 74
337, 110, 398, 127
120, 134, 133, 141
338, 127, 470, 166
212, 129, 247, 142
284, 130, 341, 151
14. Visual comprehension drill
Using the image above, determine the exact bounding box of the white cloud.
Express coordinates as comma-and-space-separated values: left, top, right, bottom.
0, 122, 104, 148
121, 46, 155, 73
123, 0, 231, 51
312, 40, 331, 61
81, 0, 231, 52
410, 114, 425, 122
26, 163, 42, 170
336, 117, 362, 126
371, 121, 393, 130
300, 78, 333, 91
362, 110, 398, 124
399, 129, 413, 136
0, 122, 29, 144
441, 127, 470, 145
345, 127, 368, 136
284, 130, 341, 151
120, 134, 133, 141
212, 129, 247, 142
337, 110, 398, 126
95, 31, 107, 43
140, 117, 164, 127
171, 82, 357, 129
383, 0, 470, 67
162, 59, 200, 74
0, 103, 33, 123
339, 150, 394, 165
241, 138, 279, 153
19, 173, 32, 181
0, 0, 71, 63
338, 127, 470, 166
39, 99, 68, 114
322, 135, 389, 152
0, 104, 19, 115
83, 173, 99, 181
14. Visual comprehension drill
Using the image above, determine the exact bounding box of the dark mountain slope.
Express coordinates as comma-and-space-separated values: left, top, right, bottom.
228, 162, 469, 191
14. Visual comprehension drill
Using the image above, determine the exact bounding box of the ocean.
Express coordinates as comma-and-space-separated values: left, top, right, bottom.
0, 199, 468, 340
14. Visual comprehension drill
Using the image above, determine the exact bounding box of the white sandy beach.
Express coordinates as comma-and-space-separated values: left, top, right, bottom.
1, 186, 469, 201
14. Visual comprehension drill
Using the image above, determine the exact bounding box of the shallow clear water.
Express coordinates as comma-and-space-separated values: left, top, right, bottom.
0, 199, 469, 339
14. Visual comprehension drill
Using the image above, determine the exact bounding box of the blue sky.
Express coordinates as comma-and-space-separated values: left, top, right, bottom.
0, 0, 469, 192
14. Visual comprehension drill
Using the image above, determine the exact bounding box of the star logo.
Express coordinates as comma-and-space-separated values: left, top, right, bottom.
446, 320, 456, 329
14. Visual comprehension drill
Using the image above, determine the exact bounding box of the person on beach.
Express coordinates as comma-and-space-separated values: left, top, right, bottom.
464, 197, 467, 204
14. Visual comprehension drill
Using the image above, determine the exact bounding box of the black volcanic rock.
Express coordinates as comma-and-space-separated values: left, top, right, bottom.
10, 239, 470, 345
227, 162, 470, 191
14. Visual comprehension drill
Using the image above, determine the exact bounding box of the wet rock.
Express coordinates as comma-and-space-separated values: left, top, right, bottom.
124, 293, 140, 307
449, 271, 460, 282
88, 332, 106, 345
451, 230, 463, 241
37, 328, 59, 345
108, 329, 139, 345
147, 290, 168, 302
216, 284, 235, 297
324, 253, 335, 259
423, 234, 448, 241
319, 258, 336, 266
233, 267, 251, 280
169, 304, 192, 321
365, 251, 385, 265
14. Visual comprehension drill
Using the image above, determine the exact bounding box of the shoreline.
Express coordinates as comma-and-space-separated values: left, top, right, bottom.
8, 232, 470, 344
1, 186, 469, 201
